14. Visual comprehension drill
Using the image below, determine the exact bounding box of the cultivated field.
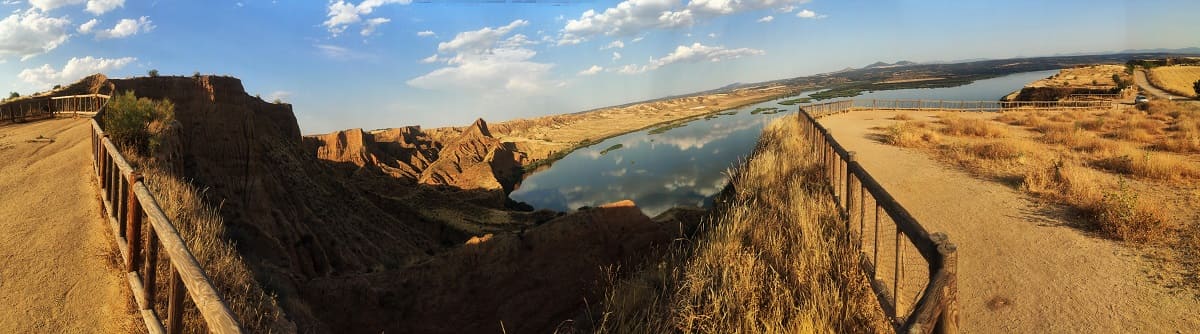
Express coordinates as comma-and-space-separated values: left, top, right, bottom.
1148, 65, 1200, 98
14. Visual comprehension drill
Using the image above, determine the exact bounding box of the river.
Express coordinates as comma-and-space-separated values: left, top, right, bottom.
509, 69, 1057, 216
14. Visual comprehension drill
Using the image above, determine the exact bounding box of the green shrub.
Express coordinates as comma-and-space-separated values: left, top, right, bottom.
102, 91, 175, 154
148, 69, 159, 77
7, 92, 18, 99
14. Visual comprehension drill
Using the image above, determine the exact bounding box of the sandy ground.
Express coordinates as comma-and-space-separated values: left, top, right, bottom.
818, 110, 1200, 333
0, 118, 138, 333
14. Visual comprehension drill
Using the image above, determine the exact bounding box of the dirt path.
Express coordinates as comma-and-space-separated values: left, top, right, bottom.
819, 111, 1200, 333
0, 118, 139, 333
1135, 70, 1192, 101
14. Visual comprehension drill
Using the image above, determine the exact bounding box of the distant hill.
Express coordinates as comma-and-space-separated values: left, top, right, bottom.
863, 60, 917, 69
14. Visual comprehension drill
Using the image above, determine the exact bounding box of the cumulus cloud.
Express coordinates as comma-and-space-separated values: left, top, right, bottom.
94, 16, 153, 39
0, 9, 70, 61
578, 65, 602, 76
29, 0, 123, 14
416, 30, 435, 37
265, 90, 292, 102
777, 4, 796, 13
360, 17, 389, 36
18, 56, 135, 88
410, 20, 558, 95
77, 18, 98, 33
85, 0, 123, 15
687, 0, 810, 15
601, 40, 624, 49
757, 15, 773, 23
611, 51, 621, 61
323, 0, 411, 36
796, 9, 825, 18
617, 42, 764, 74
559, 0, 694, 45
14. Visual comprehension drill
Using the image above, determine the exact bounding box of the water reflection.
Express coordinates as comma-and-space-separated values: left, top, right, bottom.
510, 70, 1055, 216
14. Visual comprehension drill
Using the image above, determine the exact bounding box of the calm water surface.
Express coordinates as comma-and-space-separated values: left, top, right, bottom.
509, 70, 1057, 216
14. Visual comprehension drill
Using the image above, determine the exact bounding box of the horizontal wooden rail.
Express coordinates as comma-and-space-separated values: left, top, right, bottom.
796, 102, 959, 334
88, 101, 243, 333
799, 98, 1116, 117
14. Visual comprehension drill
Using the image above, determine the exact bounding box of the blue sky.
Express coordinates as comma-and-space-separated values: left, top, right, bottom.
1, 0, 1196, 134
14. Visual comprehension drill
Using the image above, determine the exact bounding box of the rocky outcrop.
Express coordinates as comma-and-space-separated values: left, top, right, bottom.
418, 118, 524, 194
302, 127, 439, 180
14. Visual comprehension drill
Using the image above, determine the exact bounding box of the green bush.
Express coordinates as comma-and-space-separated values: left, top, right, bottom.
102, 91, 175, 154
148, 69, 159, 77
7, 92, 18, 99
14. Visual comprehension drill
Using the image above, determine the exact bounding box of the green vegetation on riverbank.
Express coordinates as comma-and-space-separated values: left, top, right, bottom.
600, 144, 624, 155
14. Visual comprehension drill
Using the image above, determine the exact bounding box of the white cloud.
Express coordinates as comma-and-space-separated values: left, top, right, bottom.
601, 40, 624, 49
265, 90, 292, 102
0, 9, 70, 61
85, 0, 122, 15
757, 15, 773, 23
29, 0, 123, 15
315, 44, 375, 61
410, 20, 557, 95
631, 36, 644, 43
612, 51, 621, 61
420, 54, 439, 63
796, 9, 825, 19
18, 56, 135, 88
94, 16, 153, 39
360, 17, 389, 36
578, 65, 603, 76
707, 32, 716, 38
777, 5, 796, 13
617, 42, 764, 74
437, 19, 527, 54
687, 0, 810, 15
77, 18, 98, 33
323, 0, 411, 36
559, 0, 694, 44
416, 30, 435, 37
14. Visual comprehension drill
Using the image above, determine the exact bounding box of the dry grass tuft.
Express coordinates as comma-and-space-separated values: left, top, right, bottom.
597, 115, 884, 333
1020, 161, 1169, 243
959, 141, 1028, 160
882, 121, 940, 147
939, 117, 1008, 138
1092, 149, 1200, 181
121, 151, 292, 333
891, 113, 913, 121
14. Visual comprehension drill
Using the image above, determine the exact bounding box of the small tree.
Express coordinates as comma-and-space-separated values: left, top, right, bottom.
148, 69, 159, 77
53, 84, 62, 90
102, 91, 175, 154
7, 92, 18, 100
192, 71, 201, 78
1193, 79, 1200, 97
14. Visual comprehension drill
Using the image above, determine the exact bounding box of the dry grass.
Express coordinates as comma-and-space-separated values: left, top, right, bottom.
938, 116, 1008, 138
1020, 161, 1170, 243
882, 121, 940, 148
891, 113, 913, 121
1092, 148, 1200, 181
596, 115, 884, 333
1148, 65, 1200, 98
121, 151, 292, 333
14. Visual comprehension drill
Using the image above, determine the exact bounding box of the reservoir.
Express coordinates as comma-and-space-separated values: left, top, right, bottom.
509, 69, 1057, 216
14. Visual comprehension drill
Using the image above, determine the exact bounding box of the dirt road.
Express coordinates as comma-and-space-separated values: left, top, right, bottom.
819, 110, 1200, 333
0, 118, 138, 332
1135, 70, 1191, 101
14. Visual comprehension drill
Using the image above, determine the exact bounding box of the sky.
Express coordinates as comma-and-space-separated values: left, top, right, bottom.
0, 0, 1197, 134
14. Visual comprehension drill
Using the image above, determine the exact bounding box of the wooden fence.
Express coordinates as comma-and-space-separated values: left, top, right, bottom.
88, 100, 243, 333
1, 94, 111, 124
800, 99, 1115, 115
796, 100, 958, 333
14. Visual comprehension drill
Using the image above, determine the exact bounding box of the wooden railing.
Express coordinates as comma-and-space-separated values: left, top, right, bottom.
801, 99, 1115, 115
1, 94, 111, 124
796, 100, 958, 333
89, 105, 243, 333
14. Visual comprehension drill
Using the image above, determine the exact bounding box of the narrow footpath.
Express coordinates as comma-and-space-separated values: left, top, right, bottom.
0, 118, 138, 332
819, 111, 1200, 333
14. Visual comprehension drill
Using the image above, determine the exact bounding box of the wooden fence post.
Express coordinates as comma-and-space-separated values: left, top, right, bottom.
934, 233, 959, 334
168, 266, 186, 334
125, 173, 143, 272
144, 224, 158, 307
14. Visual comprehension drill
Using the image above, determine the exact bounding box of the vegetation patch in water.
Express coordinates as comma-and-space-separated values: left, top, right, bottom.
777, 97, 812, 105
599, 144, 624, 155
649, 122, 688, 135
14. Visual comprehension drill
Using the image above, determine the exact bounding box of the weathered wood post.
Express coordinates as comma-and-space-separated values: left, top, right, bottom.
143, 224, 158, 307
168, 266, 186, 334
125, 172, 143, 272
845, 152, 857, 224
934, 233, 959, 334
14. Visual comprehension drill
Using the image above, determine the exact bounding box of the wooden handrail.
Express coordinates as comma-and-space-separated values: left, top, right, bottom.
88, 102, 244, 333
796, 102, 960, 334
